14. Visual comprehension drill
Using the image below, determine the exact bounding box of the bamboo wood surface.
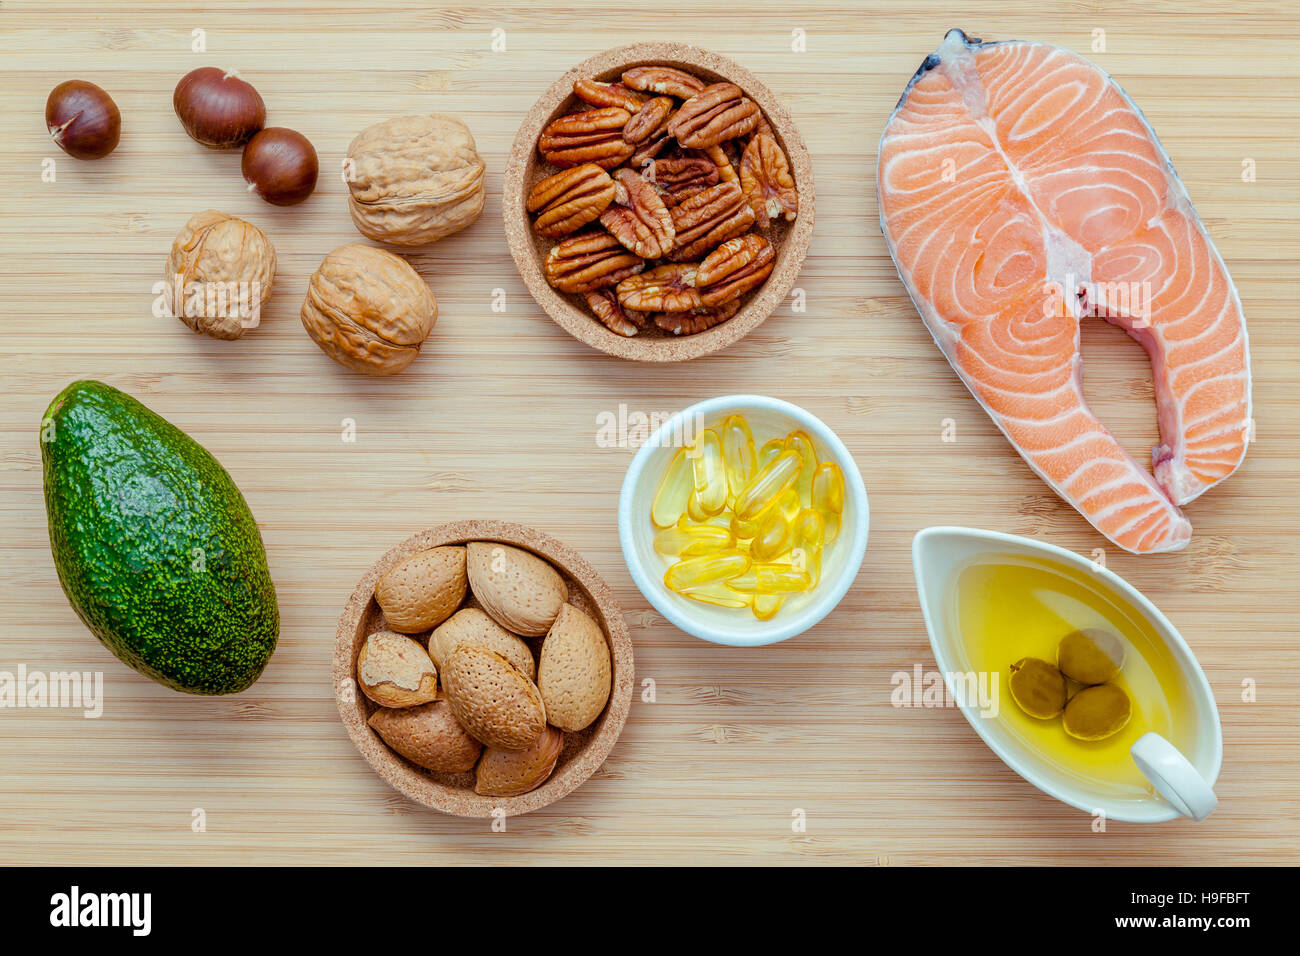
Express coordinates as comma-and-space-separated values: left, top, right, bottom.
1, 0, 1297, 865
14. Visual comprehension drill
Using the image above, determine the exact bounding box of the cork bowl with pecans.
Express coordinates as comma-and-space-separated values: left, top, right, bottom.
504, 42, 816, 362
334, 521, 634, 817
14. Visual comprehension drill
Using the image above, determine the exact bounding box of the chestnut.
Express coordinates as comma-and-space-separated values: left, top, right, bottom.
46, 80, 120, 160
173, 67, 265, 149
241, 128, 318, 206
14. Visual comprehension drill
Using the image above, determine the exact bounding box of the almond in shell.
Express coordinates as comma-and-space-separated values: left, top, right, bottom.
429, 607, 536, 681
374, 546, 467, 634
442, 643, 547, 752
475, 725, 564, 797
466, 541, 567, 637
356, 630, 439, 708
368, 700, 482, 773
537, 603, 612, 732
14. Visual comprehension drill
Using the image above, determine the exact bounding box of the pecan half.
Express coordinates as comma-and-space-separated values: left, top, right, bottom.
573, 78, 645, 112
696, 234, 775, 307
628, 129, 674, 170
740, 133, 798, 225
623, 96, 674, 146
644, 155, 718, 207
653, 300, 741, 336
668, 180, 756, 260
545, 229, 645, 293
667, 83, 760, 149
585, 288, 646, 337
526, 164, 616, 237
616, 263, 702, 313
703, 144, 738, 185
539, 108, 634, 169
622, 66, 706, 100
599, 168, 676, 259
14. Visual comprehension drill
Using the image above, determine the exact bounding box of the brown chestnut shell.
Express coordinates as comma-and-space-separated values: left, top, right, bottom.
173, 67, 265, 149
46, 80, 121, 160
242, 127, 318, 206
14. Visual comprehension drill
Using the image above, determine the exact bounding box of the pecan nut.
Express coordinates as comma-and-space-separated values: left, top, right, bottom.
585, 288, 646, 337
616, 263, 702, 313
572, 78, 645, 112
623, 96, 674, 146
545, 230, 645, 293
621, 66, 706, 100
667, 83, 760, 149
538, 108, 634, 169
703, 144, 738, 185
653, 300, 741, 336
644, 155, 718, 207
668, 180, 756, 260
739, 133, 798, 224
696, 234, 775, 307
526, 164, 616, 237
599, 168, 676, 259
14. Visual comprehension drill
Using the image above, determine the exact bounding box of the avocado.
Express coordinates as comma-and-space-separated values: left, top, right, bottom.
41, 380, 279, 694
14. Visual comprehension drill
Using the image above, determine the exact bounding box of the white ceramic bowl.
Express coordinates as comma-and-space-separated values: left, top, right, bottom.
913, 526, 1223, 823
619, 395, 869, 646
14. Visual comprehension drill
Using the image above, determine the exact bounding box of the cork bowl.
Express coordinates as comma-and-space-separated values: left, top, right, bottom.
334, 521, 634, 817
504, 42, 816, 362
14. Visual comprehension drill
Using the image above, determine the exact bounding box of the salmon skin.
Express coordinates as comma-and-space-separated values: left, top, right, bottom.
878, 29, 1251, 554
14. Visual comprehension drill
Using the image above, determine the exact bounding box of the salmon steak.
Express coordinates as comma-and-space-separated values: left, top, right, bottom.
878, 29, 1251, 554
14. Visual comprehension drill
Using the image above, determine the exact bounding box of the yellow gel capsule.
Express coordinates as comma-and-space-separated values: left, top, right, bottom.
752, 594, 784, 620
757, 438, 784, 469
821, 511, 842, 544
664, 549, 749, 592
777, 487, 801, 522
726, 563, 813, 594
651, 447, 693, 528
734, 448, 803, 521
790, 508, 825, 588
679, 512, 731, 533
812, 461, 845, 514
654, 524, 733, 558
730, 512, 759, 541
679, 581, 752, 609
721, 414, 757, 499
686, 488, 710, 523
690, 429, 727, 515
750, 506, 793, 562
783, 429, 819, 501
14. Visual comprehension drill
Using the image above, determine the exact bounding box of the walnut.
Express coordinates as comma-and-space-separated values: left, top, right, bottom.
345, 114, 485, 247
164, 210, 276, 341
300, 243, 437, 376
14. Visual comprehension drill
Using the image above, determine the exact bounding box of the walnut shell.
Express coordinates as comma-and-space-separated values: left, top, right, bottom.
345, 114, 486, 247
164, 210, 276, 340
300, 243, 437, 375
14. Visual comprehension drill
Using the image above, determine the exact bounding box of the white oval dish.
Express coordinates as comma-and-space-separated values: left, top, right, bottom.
912, 526, 1223, 823
619, 395, 868, 647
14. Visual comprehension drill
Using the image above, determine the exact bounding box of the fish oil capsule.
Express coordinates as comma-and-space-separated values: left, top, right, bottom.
686, 488, 710, 523
734, 448, 803, 521
750, 506, 793, 562
790, 508, 825, 589
757, 438, 784, 469
726, 563, 813, 594
783, 429, 819, 501
811, 461, 845, 543
777, 487, 801, 522
752, 594, 783, 620
651, 447, 693, 528
690, 429, 727, 515
720, 415, 757, 499
730, 512, 759, 541
679, 581, 752, 609
664, 549, 750, 593
654, 523, 733, 558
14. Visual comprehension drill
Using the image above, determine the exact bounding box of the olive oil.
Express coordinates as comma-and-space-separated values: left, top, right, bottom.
953, 554, 1197, 797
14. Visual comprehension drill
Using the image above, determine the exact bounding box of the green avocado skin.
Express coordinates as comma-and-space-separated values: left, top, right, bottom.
41, 380, 279, 695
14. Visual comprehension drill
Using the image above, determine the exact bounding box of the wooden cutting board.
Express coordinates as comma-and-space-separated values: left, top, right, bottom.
1, 0, 1296, 865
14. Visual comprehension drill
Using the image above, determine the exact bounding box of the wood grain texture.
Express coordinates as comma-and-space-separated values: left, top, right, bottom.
1, 0, 1297, 865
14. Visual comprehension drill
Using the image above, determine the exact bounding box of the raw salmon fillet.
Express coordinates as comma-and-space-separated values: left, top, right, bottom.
878, 30, 1251, 554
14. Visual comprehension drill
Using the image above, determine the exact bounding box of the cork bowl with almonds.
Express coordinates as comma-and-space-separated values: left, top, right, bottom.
504, 42, 816, 362
333, 521, 634, 817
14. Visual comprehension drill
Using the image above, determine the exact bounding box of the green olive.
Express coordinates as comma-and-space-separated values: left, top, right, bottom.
1057, 628, 1125, 685
1062, 683, 1132, 741
1008, 657, 1067, 719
